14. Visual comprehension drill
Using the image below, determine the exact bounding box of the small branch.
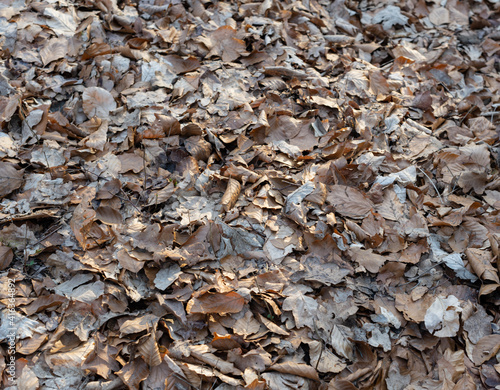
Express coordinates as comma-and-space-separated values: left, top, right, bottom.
417, 167, 445, 205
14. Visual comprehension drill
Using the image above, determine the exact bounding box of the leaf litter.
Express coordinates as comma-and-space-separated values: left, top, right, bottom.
1, 0, 500, 389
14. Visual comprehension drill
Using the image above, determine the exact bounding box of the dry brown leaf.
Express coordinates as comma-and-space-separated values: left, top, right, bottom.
270, 362, 319, 381
147, 114, 181, 138
120, 314, 158, 336
187, 291, 245, 314
96, 206, 123, 225
221, 178, 241, 212
39, 37, 67, 66
164, 55, 201, 74
233, 310, 260, 338
327, 185, 373, 219
349, 247, 386, 273
184, 136, 212, 161
22, 294, 66, 315
137, 333, 162, 367
116, 248, 145, 273
369, 70, 391, 96
70, 194, 96, 249
258, 313, 290, 336
0, 244, 13, 270
81, 334, 120, 379
116, 357, 149, 390
82, 87, 117, 119
0, 162, 23, 198
472, 334, 500, 365
206, 26, 246, 62
17, 366, 39, 390
466, 248, 499, 283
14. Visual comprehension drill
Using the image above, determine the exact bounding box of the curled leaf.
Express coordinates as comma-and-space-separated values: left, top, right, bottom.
466, 248, 499, 283
221, 178, 241, 212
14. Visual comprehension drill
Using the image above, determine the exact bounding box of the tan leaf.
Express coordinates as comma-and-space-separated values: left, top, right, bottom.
147, 182, 177, 206
233, 311, 261, 338
258, 313, 290, 336
17, 332, 48, 355
331, 325, 354, 360
81, 42, 112, 60
221, 178, 241, 211
207, 26, 246, 62
376, 189, 405, 221
118, 153, 144, 174
82, 119, 108, 151
120, 314, 158, 336
349, 247, 386, 273
452, 373, 478, 390
479, 284, 500, 296
39, 37, 67, 66
116, 357, 149, 390
82, 87, 117, 119
0, 244, 13, 270
23, 294, 66, 315
70, 198, 96, 249
138, 333, 162, 367
328, 379, 358, 390
147, 114, 181, 138
472, 334, 500, 365
270, 362, 319, 381
466, 248, 499, 283
187, 291, 245, 314
17, 366, 39, 390
211, 333, 241, 350
180, 362, 243, 387
327, 185, 373, 219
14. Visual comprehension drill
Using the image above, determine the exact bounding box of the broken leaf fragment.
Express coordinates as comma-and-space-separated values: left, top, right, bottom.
424, 295, 462, 337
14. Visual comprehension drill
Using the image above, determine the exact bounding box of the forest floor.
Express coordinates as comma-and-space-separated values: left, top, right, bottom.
1, 0, 500, 389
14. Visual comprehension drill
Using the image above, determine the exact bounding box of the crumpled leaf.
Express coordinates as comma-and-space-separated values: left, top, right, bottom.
466, 248, 499, 283
424, 295, 462, 338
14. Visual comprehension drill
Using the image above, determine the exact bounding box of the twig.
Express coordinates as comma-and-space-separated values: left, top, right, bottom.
417, 167, 445, 205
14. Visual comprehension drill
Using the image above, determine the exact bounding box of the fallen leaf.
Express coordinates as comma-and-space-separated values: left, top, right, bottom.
221, 178, 241, 212
82, 87, 117, 119
187, 291, 245, 314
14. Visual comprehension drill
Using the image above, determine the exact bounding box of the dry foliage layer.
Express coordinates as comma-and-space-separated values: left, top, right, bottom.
1, 0, 500, 389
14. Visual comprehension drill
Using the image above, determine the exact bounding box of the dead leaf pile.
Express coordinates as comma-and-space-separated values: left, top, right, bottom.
1, 0, 500, 389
